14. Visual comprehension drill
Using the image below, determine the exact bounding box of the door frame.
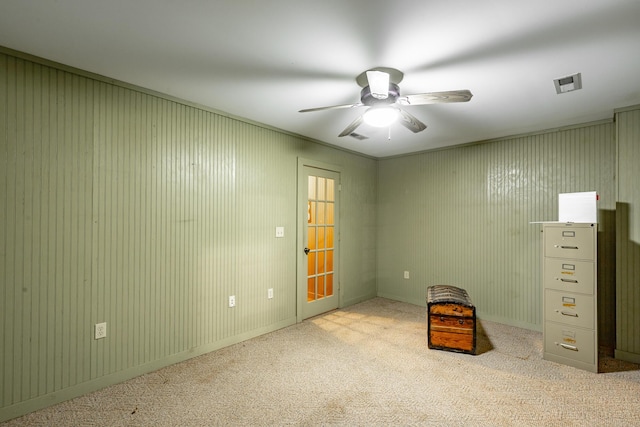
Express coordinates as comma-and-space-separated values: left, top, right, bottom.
296, 157, 342, 322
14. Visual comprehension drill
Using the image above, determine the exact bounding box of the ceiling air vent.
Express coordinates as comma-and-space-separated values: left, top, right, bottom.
554, 73, 582, 94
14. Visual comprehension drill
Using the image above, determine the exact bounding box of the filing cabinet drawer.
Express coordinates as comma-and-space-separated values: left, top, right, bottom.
543, 224, 596, 261
544, 258, 595, 294
544, 290, 594, 329
544, 322, 596, 365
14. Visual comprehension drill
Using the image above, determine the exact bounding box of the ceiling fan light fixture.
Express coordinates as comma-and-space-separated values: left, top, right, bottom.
366, 70, 389, 100
363, 107, 399, 128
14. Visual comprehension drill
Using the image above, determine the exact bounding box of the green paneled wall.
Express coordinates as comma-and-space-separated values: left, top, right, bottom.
377, 123, 616, 336
0, 51, 378, 421
615, 106, 640, 363
2, 46, 638, 422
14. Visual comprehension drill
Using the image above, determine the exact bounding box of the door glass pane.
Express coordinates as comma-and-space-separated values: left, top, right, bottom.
318, 177, 326, 200
317, 202, 325, 224
326, 227, 334, 248
326, 274, 333, 297
327, 179, 334, 201
308, 227, 316, 250
318, 251, 325, 274
317, 275, 325, 298
326, 250, 333, 272
307, 252, 316, 276
309, 202, 316, 225
308, 176, 316, 200
307, 277, 316, 302
317, 227, 325, 249
326, 202, 334, 225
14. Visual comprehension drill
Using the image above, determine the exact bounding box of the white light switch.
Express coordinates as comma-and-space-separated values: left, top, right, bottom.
275, 226, 284, 238
404, 271, 410, 279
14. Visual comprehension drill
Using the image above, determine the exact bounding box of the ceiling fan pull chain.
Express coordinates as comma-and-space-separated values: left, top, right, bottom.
388, 127, 392, 141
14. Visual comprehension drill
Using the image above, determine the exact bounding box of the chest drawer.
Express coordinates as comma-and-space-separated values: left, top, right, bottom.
543, 258, 595, 294
544, 289, 594, 329
544, 322, 596, 365
543, 224, 596, 261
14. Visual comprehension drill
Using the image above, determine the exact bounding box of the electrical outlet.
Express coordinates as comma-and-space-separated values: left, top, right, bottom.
268, 288, 274, 299
404, 271, 410, 279
275, 226, 284, 238
229, 295, 236, 308
95, 322, 107, 339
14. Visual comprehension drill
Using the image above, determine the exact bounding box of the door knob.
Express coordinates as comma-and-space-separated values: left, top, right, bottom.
304, 247, 310, 255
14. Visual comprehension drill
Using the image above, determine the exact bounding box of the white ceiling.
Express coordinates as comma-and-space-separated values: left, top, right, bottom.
1, 0, 640, 158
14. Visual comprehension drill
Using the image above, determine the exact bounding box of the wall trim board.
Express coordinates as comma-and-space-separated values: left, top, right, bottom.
377, 293, 541, 333
379, 118, 615, 160
0, 45, 376, 161
342, 292, 379, 309
614, 349, 640, 365
376, 293, 421, 307
614, 104, 640, 114
475, 313, 541, 333
0, 317, 296, 423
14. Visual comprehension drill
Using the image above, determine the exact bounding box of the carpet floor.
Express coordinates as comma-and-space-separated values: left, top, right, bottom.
3, 297, 640, 426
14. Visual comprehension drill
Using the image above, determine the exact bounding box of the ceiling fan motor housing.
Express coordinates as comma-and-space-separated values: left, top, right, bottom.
361, 83, 400, 106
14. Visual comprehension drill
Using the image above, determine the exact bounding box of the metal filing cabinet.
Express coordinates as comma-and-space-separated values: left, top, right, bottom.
542, 222, 598, 372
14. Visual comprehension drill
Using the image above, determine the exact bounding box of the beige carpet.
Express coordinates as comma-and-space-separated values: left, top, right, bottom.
4, 297, 640, 426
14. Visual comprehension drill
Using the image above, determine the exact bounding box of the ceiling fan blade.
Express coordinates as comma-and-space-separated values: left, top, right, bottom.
397, 90, 473, 106
338, 115, 364, 137
398, 109, 427, 133
299, 103, 363, 113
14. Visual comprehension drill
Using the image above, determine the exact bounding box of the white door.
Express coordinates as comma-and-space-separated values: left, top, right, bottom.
299, 165, 340, 320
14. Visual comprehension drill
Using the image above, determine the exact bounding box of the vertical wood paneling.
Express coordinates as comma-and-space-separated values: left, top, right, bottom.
1, 55, 94, 407
89, 81, 313, 370
616, 107, 640, 361
1, 48, 379, 422
377, 122, 615, 333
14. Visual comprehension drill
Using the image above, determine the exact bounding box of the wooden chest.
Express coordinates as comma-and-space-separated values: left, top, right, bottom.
427, 285, 476, 354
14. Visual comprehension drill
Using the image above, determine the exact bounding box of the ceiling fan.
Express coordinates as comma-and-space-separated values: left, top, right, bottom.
299, 67, 473, 138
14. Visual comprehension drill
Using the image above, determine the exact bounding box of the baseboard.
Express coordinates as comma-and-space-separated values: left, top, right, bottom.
342, 292, 378, 308
375, 292, 422, 306
614, 349, 640, 364
0, 317, 296, 423
376, 292, 541, 332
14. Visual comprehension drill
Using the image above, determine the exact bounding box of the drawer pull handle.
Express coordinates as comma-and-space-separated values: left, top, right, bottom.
560, 310, 578, 317
458, 319, 464, 325
554, 244, 579, 249
560, 343, 578, 351
560, 278, 578, 283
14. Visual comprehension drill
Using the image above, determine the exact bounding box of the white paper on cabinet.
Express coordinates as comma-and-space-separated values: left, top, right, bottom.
558, 191, 597, 223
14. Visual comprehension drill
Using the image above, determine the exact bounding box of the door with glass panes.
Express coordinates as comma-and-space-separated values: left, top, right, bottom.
301, 166, 339, 319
